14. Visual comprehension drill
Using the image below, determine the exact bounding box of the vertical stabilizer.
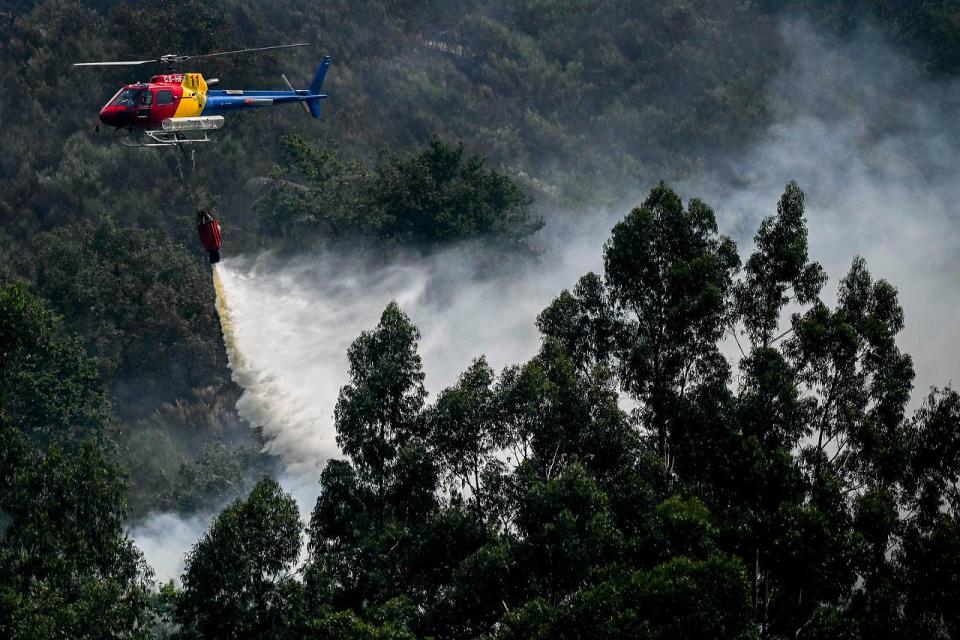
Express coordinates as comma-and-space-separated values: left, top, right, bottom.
306, 56, 331, 119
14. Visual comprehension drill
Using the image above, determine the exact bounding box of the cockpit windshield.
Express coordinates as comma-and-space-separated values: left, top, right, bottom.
109, 88, 151, 107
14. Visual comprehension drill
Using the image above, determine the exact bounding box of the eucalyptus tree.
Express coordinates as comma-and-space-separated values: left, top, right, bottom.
0, 282, 151, 639
177, 477, 303, 639
335, 301, 429, 524
0, 280, 110, 446
733, 182, 826, 350
426, 357, 504, 516
536, 272, 619, 375
308, 303, 439, 626
603, 182, 740, 476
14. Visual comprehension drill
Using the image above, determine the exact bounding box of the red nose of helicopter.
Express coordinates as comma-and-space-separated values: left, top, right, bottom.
99, 85, 147, 127
99, 104, 126, 127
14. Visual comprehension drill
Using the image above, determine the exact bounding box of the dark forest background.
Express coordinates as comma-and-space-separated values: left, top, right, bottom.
3, 1, 960, 638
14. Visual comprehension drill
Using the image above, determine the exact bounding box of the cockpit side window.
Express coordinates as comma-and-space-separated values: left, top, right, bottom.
139, 91, 153, 106
110, 89, 136, 107
110, 88, 146, 108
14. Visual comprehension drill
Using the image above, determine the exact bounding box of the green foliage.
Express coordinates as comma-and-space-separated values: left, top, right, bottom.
3, 0, 960, 634
29, 219, 226, 415
603, 182, 740, 471
177, 477, 303, 639
514, 463, 622, 599
259, 136, 372, 241
141, 181, 960, 639
904, 388, 960, 521
370, 138, 540, 247
110, 0, 234, 60
786, 256, 915, 487
3, 0, 958, 252
159, 441, 274, 516
426, 356, 503, 512
536, 272, 618, 373
119, 386, 274, 518
497, 338, 639, 486
0, 278, 151, 638
0, 435, 152, 639
899, 509, 960, 637
121, 425, 190, 518
260, 136, 540, 249
640, 495, 721, 563
767, 0, 960, 74
309, 306, 446, 626
304, 609, 416, 640
0, 279, 111, 446
335, 302, 429, 509
500, 554, 754, 640
734, 182, 826, 348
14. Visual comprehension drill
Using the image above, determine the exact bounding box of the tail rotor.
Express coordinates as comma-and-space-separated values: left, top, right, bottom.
282, 73, 311, 115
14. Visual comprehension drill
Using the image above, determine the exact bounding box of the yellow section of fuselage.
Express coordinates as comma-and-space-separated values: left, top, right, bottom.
174, 72, 208, 117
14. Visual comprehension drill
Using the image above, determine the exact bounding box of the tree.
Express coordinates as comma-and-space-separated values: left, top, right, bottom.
178, 477, 303, 639
426, 357, 504, 514
786, 257, 915, 489
501, 492, 753, 640
899, 508, 960, 638
904, 388, 960, 523
0, 435, 152, 639
308, 304, 438, 628
259, 137, 541, 248
603, 182, 740, 474
513, 463, 623, 602
710, 186, 917, 635
30, 220, 226, 416
0, 279, 110, 446
258, 135, 372, 241
536, 272, 619, 374
335, 301, 428, 521
497, 339, 639, 486
733, 181, 826, 349
302, 608, 416, 640
0, 279, 151, 638
306, 459, 381, 612
110, 0, 234, 63
370, 138, 540, 247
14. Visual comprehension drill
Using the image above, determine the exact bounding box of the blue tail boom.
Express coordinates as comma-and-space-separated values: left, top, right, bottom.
200, 56, 331, 119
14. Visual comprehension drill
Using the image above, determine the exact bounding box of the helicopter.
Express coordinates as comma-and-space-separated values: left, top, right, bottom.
74, 43, 330, 147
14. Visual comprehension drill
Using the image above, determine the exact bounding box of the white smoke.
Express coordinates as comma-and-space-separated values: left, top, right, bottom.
682, 19, 960, 395
131, 512, 213, 584
134, 18, 960, 582
215, 210, 623, 483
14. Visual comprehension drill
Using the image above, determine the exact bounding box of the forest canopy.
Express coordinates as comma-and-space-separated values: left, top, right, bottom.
161, 181, 958, 639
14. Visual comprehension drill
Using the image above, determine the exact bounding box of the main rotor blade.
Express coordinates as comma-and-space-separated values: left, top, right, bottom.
73, 43, 309, 68
187, 42, 309, 60
73, 60, 156, 66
